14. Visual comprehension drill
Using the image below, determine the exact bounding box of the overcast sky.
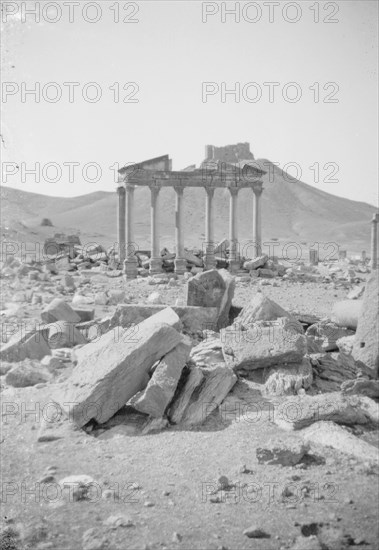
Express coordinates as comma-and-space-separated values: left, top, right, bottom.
1, 0, 378, 205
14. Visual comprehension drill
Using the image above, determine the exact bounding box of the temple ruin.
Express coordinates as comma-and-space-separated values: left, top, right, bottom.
116, 143, 266, 277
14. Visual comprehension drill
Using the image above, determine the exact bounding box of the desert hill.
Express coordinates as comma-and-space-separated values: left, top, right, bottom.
1, 159, 376, 255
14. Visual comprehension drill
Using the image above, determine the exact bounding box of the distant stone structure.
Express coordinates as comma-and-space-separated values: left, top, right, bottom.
204, 142, 255, 163
117, 144, 266, 278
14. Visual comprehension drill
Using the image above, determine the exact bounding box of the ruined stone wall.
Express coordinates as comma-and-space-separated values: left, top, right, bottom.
205, 143, 255, 162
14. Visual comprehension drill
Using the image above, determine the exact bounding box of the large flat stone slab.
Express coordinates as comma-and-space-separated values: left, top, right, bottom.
56, 307, 183, 426
273, 392, 379, 431
129, 335, 192, 418
221, 317, 306, 371
108, 304, 218, 334
352, 274, 379, 378
300, 421, 379, 463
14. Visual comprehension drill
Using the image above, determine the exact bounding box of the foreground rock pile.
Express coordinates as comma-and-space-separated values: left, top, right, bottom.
1, 251, 378, 464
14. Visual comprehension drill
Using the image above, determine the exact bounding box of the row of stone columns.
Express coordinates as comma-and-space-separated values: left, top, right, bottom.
117, 184, 263, 276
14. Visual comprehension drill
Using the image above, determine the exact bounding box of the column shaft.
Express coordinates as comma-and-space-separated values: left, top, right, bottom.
150, 185, 162, 274
174, 186, 186, 274
124, 184, 138, 278
205, 187, 216, 270
117, 186, 126, 264
228, 187, 239, 272
252, 188, 263, 257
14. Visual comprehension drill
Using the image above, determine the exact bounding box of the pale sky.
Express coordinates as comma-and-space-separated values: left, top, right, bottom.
1, 0, 378, 205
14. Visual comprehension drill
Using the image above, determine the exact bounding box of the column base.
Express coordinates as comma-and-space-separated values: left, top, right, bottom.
228, 259, 240, 274
123, 257, 138, 279
204, 254, 217, 271
149, 257, 163, 275
174, 258, 187, 275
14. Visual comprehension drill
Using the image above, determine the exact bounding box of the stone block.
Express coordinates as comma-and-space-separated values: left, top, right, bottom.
0, 326, 51, 362
57, 307, 183, 426
186, 268, 235, 329
300, 421, 379, 463
129, 335, 192, 418
235, 293, 295, 329
274, 392, 379, 431
221, 317, 306, 371
41, 299, 81, 324
332, 300, 363, 330
108, 304, 218, 334
263, 358, 313, 396
243, 255, 268, 271
306, 321, 354, 352
169, 364, 236, 426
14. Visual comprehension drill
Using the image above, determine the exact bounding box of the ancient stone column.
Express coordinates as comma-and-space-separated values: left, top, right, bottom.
174, 185, 186, 274
204, 187, 216, 270
370, 213, 379, 269
117, 185, 126, 265
149, 184, 162, 274
124, 184, 138, 278
252, 184, 263, 257
228, 186, 240, 273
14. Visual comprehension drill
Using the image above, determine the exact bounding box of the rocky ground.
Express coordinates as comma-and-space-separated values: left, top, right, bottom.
1, 256, 378, 550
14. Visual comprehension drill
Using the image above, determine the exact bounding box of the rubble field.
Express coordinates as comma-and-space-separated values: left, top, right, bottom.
1, 245, 378, 550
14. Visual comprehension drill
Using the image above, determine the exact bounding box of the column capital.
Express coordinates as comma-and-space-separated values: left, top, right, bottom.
174, 184, 184, 195
149, 182, 161, 199
372, 213, 379, 223
228, 186, 239, 196
204, 185, 215, 197
117, 185, 126, 196
125, 183, 135, 191
252, 182, 263, 196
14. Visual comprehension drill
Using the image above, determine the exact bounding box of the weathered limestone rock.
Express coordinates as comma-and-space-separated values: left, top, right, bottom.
41, 298, 81, 324
129, 336, 192, 418
256, 440, 310, 466
189, 336, 225, 368
234, 293, 296, 329
48, 321, 87, 349
108, 304, 218, 334
300, 421, 379, 463
184, 250, 203, 267
310, 352, 358, 393
347, 285, 365, 300
273, 392, 379, 431
168, 364, 237, 426
0, 326, 51, 362
331, 300, 363, 330
352, 274, 379, 378
5, 360, 52, 387
243, 255, 268, 271
107, 289, 126, 305
306, 321, 354, 353
263, 358, 313, 396
73, 308, 95, 322
170, 365, 237, 426
57, 307, 183, 426
221, 317, 307, 371
147, 291, 163, 304
168, 367, 204, 424
341, 378, 379, 398
186, 268, 235, 329
336, 335, 355, 356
